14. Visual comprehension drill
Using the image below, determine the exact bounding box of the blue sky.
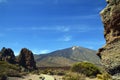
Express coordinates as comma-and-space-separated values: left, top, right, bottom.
0, 0, 106, 55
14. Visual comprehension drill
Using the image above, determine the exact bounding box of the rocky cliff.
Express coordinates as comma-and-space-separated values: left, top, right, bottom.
97, 0, 120, 77
100, 0, 120, 43
18, 48, 36, 70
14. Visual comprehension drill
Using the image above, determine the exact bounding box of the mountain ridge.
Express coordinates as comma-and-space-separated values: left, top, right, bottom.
35, 46, 100, 67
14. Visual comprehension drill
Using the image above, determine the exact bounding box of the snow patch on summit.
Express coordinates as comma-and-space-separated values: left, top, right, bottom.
72, 46, 79, 50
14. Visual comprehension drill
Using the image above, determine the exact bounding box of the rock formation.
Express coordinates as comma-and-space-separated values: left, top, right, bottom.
0, 47, 15, 64
97, 0, 120, 77
17, 48, 36, 70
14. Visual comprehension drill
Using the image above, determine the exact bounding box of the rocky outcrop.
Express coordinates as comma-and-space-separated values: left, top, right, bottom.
97, 0, 120, 77
0, 47, 15, 64
17, 48, 36, 70
0, 47, 37, 71
100, 0, 120, 43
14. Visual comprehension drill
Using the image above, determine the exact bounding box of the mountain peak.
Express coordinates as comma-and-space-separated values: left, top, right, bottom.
35, 46, 100, 67
72, 46, 79, 50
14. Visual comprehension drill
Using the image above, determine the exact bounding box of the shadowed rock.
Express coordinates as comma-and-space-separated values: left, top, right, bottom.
0, 47, 15, 64
17, 48, 36, 70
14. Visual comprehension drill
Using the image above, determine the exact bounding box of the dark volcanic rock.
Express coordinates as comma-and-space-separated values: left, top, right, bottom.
0, 47, 15, 64
97, 0, 120, 78
18, 48, 36, 70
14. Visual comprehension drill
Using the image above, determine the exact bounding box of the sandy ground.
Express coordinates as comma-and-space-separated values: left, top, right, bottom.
53, 75, 63, 80
8, 74, 54, 80
42, 74, 55, 80
8, 74, 41, 80
8, 74, 98, 80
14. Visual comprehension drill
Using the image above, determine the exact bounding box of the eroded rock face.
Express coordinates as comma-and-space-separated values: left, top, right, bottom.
0, 47, 15, 64
100, 0, 120, 43
18, 48, 36, 70
97, 0, 120, 76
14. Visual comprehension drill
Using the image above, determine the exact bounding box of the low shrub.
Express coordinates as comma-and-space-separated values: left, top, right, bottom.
63, 72, 86, 80
7, 70, 22, 77
0, 61, 22, 78
97, 72, 112, 80
40, 69, 66, 76
71, 62, 101, 77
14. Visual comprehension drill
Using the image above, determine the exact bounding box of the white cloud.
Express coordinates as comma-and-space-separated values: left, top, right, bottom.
80, 27, 98, 32
64, 37, 71, 41
77, 14, 98, 19
56, 26, 70, 32
39, 50, 50, 54
4, 24, 103, 34
32, 49, 50, 54
59, 35, 72, 42
4, 25, 103, 36
51, 14, 99, 20
72, 25, 103, 33
5, 26, 70, 32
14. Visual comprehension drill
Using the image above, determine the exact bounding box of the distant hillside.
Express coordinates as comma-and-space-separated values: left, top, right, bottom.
35, 46, 100, 67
